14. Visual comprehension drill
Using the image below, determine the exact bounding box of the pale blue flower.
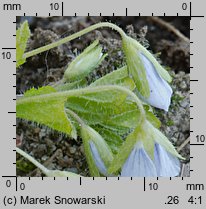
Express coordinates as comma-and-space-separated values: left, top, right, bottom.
120, 141, 181, 177
89, 141, 108, 176
122, 35, 173, 111
121, 142, 157, 177
154, 143, 180, 177
112, 120, 182, 177
138, 53, 173, 111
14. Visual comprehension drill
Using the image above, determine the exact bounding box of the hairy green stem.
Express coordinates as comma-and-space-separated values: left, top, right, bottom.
23, 22, 126, 59
16, 147, 49, 175
65, 108, 85, 126
17, 85, 146, 121
16, 147, 82, 177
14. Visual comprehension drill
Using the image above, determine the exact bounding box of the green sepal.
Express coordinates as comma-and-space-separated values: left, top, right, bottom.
16, 20, 30, 68
108, 125, 142, 174
124, 35, 172, 83
140, 47, 172, 83
122, 36, 150, 98
147, 121, 184, 160
82, 134, 100, 177
140, 122, 155, 160
145, 107, 161, 129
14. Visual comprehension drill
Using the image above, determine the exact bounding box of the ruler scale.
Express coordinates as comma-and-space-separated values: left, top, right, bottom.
0, 0, 205, 208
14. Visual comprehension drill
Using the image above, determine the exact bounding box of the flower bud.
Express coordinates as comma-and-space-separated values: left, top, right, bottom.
80, 125, 113, 176
64, 40, 106, 82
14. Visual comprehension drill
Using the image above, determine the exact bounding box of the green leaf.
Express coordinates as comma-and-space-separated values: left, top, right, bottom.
65, 91, 140, 136
24, 86, 56, 97
102, 109, 141, 130
17, 85, 142, 141
66, 95, 136, 115
55, 79, 87, 91
16, 20, 30, 68
17, 86, 77, 139
98, 124, 130, 136
70, 111, 104, 126
94, 127, 123, 154
78, 88, 128, 104
17, 86, 131, 139
90, 66, 135, 90
65, 87, 131, 127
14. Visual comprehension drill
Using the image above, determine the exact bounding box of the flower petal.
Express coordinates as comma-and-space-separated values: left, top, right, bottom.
154, 143, 180, 177
121, 142, 157, 177
89, 141, 108, 176
138, 53, 173, 111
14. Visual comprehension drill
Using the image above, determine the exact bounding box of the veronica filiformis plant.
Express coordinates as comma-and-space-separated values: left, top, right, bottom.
16, 21, 184, 177
122, 35, 173, 111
